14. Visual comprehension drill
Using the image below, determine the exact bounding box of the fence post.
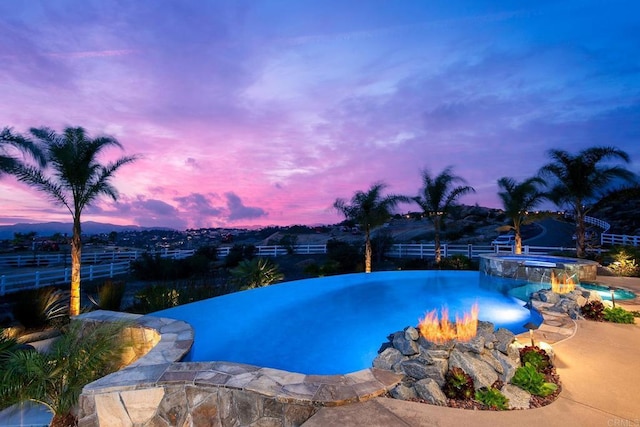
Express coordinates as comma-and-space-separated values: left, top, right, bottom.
35, 271, 40, 290
64, 268, 69, 282
110, 263, 114, 278
89, 265, 94, 281
1, 275, 5, 296
468, 244, 473, 259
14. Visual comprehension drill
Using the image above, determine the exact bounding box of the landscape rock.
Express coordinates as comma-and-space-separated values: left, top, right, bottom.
404, 326, 420, 341
373, 347, 404, 371
392, 332, 419, 356
390, 383, 418, 400
448, 351, 498, 390
501, 384, 531, 410
414, 379, 448, 406
539, 291, 560, 304
454, 336, 485, 354
494, 328, 516, 354
400, 359, 447, 385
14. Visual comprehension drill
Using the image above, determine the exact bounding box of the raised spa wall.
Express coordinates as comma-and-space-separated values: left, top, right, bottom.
479, 254, 598, 283
75, 311, 402, 427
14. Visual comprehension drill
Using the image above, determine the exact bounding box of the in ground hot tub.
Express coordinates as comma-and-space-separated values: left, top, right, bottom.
479, 253, 598, 283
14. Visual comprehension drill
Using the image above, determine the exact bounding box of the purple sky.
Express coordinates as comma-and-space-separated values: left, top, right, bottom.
1, 1, 638, 229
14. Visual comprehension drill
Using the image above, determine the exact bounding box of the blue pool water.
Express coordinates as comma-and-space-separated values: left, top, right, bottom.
155, 271, 542, 375
580, 283, 636, 301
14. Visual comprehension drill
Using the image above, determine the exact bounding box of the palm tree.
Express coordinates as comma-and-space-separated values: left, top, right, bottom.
334, 182, 408, 273
0, 127, 45, 177
539, 146, 636, 258
413, 167, 475, 263
12, 127, 138, 316
0, 321, 128, 427
496, 177, 547, 254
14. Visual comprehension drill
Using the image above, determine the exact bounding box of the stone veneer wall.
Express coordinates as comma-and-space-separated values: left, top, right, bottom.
479, 254, 598, 283
76, 311, 402, 427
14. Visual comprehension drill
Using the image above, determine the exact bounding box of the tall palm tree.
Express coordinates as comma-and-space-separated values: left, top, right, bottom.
334, 182, 408, 273
413, 167, 475, 263
496, 176, 547, 254
0, 127, 45, 177
13, 127, 138, 316
539, 146, 636, 258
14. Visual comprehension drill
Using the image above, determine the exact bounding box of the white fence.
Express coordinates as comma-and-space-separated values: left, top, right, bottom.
0, 248, 195, 268
1, 261, 130, 296
585, 216, 611, 232
0, 243, 584, 296
601, 233, 640, 247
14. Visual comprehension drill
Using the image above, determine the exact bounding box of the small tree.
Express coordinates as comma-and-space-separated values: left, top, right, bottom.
334, 182, 408, 273
413, 167, 475, 263
496, 176, 547, 254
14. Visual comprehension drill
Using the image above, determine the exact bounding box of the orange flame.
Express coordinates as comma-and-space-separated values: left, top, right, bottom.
551, 271, 575, 294
418, 303, 479, 344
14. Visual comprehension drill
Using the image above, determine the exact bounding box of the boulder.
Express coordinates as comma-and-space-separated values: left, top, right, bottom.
418, 336, 456, 352
501, 384, 531, 410
390, 383, 418, 400
401, 359, 447, 386
414, 378, 448, 406
373, 347, 404, 371
539, 291, 560, 304
448, 351, 498, 390
454, 336, 485, 354
393, 332, 419, 356
491, 350, 520, 383
404, 326, 420, 341
494, 328, 516, 354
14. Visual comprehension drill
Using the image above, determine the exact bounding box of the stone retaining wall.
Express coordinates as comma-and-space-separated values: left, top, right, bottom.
76, 311, 402, 427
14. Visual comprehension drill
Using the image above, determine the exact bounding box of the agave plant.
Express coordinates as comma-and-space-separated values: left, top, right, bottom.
230, 257, 284, 290
0, 321, 128, 426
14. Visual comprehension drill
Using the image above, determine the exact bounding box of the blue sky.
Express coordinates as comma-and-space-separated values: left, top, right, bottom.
1, 0, 638, 229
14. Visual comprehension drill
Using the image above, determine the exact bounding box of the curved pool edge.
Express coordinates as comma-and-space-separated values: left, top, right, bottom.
76, 310, 403, 427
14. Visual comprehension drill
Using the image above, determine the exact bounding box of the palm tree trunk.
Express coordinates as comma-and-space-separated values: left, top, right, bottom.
365, 226, 372, 273
434, 217, 441, 264
576, 210, 586, 258
70, 217, 82, 316
514, 223, 522, 254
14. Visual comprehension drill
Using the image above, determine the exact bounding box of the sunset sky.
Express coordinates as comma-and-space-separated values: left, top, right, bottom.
1, 1, 638, 230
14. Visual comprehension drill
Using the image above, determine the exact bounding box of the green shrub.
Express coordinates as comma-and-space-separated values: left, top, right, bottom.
603, 307, 635, 324
581, 300, 605, 321
438, 255, 476, 271
604, 246, 640, 277
511, 362, 558, 397
0, 321, 128, 424
12, 287, 68, 329
520, 346, 552, 373
442, 367, 475, 400
225, 244, 256, 268
475, 387, 509, 410
133, 285, 180, 313
326, 239, 362, 273
303, 260, 340, 277
90, 280, 126, 311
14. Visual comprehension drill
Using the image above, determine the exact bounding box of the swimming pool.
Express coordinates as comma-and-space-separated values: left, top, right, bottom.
155, 271, 541, 375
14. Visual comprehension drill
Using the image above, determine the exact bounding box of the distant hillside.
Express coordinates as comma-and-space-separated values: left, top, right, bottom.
590, 186, 640, 236
0, 221, 173, 240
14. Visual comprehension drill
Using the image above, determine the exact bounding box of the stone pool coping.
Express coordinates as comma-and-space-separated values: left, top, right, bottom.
77, 310, 403, 406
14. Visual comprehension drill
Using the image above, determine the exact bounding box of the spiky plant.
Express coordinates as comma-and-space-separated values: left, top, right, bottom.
0, 321, 128, 426
230, 257, 284, 290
